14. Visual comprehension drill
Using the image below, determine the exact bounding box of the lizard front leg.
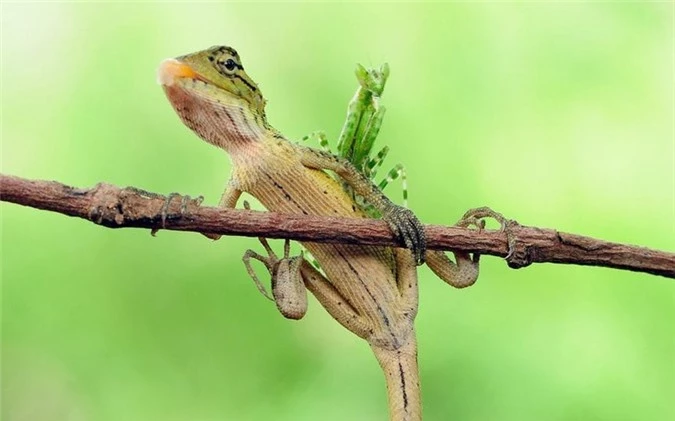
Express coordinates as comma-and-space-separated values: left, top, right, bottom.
241, 237, 383, 340
202, 184, 242, 240
297, 146, 426, 266
204, 183, 310, 319
239, 200, 308, 320
243, 236, 308, 320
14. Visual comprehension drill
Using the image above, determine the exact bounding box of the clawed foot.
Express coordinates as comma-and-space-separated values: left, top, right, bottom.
457, 206, 517, 260
457, 206, 506, 229
383, 205, 426, 266
150, 192, 203, 236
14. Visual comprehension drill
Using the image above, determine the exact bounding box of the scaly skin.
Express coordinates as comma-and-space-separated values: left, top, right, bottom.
158, 45, 479, 420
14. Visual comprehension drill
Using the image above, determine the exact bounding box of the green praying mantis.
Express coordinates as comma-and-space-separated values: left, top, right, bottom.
303, 63, 407, 217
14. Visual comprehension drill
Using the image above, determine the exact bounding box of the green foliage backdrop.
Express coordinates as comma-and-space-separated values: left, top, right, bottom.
2, 3, 673, 421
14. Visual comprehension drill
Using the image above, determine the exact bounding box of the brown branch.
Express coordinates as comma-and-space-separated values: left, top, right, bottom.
1, 173, 673, 279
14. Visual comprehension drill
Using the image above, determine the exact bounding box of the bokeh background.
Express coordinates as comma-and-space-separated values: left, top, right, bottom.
2, 2, 673, 421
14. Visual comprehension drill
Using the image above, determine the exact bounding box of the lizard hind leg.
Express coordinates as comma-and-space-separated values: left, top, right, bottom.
426, 207, 513, 289
300, 261, 373, 340
458, 206, 519, 259
425, 249, 479, 289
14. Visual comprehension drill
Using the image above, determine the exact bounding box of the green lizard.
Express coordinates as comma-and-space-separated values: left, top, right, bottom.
158, 45, 482, 421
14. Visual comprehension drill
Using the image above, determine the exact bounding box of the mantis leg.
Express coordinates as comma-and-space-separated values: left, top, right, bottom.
301, 130, 331, 153
297, 145, 426, 265
366, 146, 389, 179
353, 104, 386, 173
378, 163, 408, 208
336, 88, 366, 159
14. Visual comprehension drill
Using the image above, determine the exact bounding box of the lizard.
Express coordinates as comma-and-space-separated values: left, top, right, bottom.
158, 45, 484, 421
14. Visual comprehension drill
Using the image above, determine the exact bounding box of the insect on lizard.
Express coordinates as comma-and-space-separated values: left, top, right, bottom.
302, 62, 406, 217
158, 45, 488, 421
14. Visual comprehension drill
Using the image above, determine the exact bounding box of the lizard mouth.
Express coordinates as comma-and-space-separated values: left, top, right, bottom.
157, 58, 209, 87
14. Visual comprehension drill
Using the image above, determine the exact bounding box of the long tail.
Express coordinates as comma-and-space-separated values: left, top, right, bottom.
370, 333, 421, 421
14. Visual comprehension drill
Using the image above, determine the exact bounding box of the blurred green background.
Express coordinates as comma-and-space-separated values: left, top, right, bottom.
2, 2, 673, 421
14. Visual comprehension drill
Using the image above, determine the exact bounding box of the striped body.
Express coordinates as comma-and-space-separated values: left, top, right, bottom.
235, 138, 414, 348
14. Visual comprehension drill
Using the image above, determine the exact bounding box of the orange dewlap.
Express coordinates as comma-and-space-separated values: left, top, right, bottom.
157, 58, 202, 86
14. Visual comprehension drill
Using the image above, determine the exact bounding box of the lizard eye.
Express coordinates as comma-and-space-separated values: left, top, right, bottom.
216, 57, 239, 75
224, 59, 237, 71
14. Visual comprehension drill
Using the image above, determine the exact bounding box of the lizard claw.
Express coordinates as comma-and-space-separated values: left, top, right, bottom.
383, 206, 426, 266
150, 192, 182, 236
458, 206, 507, 230
458, 206, 518, 261
152, 192, 203, 236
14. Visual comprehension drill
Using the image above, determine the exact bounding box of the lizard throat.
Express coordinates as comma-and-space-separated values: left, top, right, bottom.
162, 83, 270, 154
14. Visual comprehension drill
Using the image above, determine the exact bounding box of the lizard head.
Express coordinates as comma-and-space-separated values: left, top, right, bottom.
158, 46, 269, 150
